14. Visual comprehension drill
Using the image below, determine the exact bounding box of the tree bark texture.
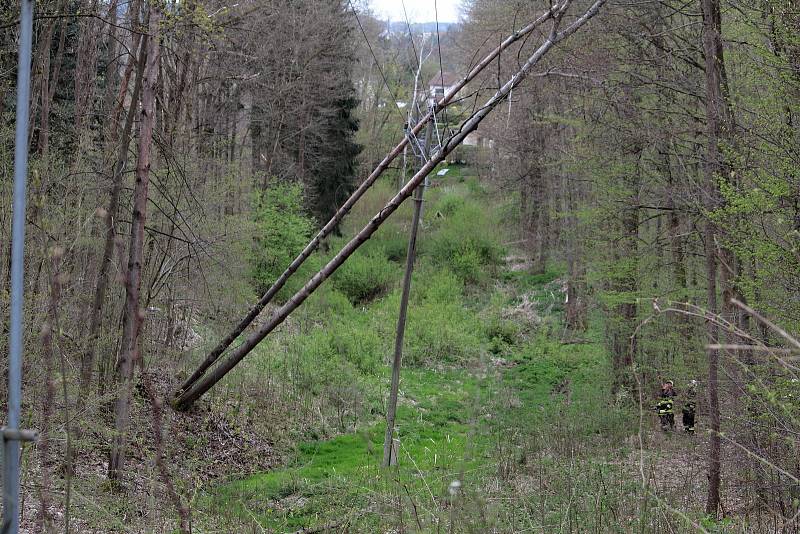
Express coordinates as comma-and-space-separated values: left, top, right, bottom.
701, 0, 727, 515
108, 3, 161, 482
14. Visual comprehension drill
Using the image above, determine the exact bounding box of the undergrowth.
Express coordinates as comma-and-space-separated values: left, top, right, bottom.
197, 169, 744, 533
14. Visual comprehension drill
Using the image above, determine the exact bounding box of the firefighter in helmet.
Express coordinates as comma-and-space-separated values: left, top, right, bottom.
682, 380, 697, 433
656, 380, 677, 431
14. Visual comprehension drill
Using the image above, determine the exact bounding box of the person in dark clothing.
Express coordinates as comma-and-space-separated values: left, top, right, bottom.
656, 380, 677, 431
682, 380, 697, 433
682, 402, 696, 433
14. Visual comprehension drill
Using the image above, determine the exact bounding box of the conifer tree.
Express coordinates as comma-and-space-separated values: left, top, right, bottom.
309, 90, 362, 233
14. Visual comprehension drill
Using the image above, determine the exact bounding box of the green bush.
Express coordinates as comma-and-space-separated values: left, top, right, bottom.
500, 269, 561, 289
331, 245, 397, 303
372, 229, 409, 262
305, 286, 354, 319
425, 198, 505, 284
250, 183, 315, 302
327, 318, 384, 374
465, 176, 487, 196
405, 299, 483, 365
450, 247, 484, 283
290, 316, 384, 381
511, 336, 607, 397
484, 314, 520, 345
433, 194, 466, 217
415, 267, 464, 304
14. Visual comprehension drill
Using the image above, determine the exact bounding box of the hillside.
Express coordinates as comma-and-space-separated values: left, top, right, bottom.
181, 167, 745, 532
1, 0, 798, 532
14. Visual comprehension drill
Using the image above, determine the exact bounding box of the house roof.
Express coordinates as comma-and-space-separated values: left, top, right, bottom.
428, 72, 460, 88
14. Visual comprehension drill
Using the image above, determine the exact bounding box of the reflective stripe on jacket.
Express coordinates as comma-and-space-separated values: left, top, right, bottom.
656, 398, 674, 415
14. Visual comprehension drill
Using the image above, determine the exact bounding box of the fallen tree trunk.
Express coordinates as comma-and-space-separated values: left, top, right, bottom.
174, 3, 568, 398
173, 0, 607, 411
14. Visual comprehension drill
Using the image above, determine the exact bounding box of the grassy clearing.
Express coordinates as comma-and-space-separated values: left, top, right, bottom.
209, 365, 487, 530
198, 167, 736, 533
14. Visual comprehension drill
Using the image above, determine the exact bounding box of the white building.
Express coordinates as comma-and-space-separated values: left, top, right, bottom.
427, 72, 460, 101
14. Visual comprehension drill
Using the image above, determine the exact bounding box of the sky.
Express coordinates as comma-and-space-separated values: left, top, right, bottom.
369, 0, 462, 23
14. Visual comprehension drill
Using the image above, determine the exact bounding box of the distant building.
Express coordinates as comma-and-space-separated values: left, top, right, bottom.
463, 130, 494, 149
428, 72, 460, 101
381, 20, 456, 38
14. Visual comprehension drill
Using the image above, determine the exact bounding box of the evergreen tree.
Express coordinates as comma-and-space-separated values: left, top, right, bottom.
309, 90, 362, 233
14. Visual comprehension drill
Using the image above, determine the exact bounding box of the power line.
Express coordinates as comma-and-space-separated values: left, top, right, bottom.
347, 0, 406, 124
433, 0, 450, 130
400, 0, 420, 74
173, 0, 608, 408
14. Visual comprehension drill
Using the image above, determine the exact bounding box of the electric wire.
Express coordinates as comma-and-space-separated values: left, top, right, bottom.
400, 0, 420, 73
433, 0, 450, 129
400, 0, 423, 134
347, 0, 406, 124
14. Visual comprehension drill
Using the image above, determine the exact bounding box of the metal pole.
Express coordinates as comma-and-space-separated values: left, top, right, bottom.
4, 0, 36, 531
382, 118, 434, 468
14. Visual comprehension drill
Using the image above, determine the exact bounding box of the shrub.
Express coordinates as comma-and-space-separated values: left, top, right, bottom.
250, 183, 315, 302
405, 299, 483, 366
425, 198, 505, 284
327, 318, 384, 374
381, 233, 409, 262
367, 228, 409, 262
484, 314, 520, 346
465, 176, 487, 196
306, 286, 354, 319
433, 194, 466, 217
415, 267, 464, 304
331, 245, 397, 303
288, 309, 385, 376
450, 247, 484, 283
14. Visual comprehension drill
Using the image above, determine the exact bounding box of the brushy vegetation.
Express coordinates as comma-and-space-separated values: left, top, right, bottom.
330, 244, 399, 304
194, 167, 757, 533
424, 192, 505, 284
250, 183, 316, 302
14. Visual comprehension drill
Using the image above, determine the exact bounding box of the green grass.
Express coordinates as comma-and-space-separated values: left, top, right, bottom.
207, 284, 623, 532
209, 365, 489, 530
202, 170, 647, 532
501, 268, 562, 289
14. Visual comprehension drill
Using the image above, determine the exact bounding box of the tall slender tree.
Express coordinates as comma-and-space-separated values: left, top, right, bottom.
109, 1, 161, 482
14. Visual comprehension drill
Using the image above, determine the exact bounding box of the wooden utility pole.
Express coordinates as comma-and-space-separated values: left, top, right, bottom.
383, 118, 433, 467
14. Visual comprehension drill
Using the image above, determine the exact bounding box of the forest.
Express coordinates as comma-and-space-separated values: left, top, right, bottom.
0, 0, 798, 532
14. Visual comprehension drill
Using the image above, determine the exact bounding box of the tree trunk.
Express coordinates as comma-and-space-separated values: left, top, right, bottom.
564, 174, 586, 332
73, 0, 101, 152
78, 35, 146, 412
700, 0, 727, 515
610, 195, 639, 390
532, 168, 549, 275
108, 3, 161, 482
99, 0, 122, 137
36, 248, 63, 533
34, 19, 56, 156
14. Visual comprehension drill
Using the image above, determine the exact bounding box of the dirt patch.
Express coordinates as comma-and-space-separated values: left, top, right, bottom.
20, 369, 279, 533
